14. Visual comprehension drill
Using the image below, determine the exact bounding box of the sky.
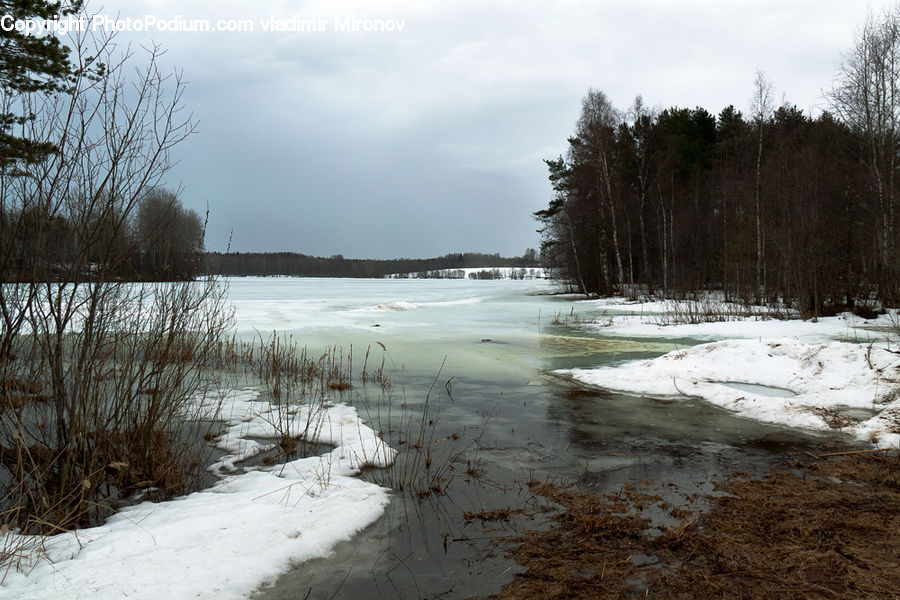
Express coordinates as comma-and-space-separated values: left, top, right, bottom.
79, 0, 896, 258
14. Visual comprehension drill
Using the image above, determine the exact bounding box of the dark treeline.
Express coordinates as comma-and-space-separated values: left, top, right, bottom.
1, 188, 204, 282
537, 11, 900, 316
204, 249, 539, 278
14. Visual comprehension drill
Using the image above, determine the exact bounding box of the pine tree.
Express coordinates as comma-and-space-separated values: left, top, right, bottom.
0, 1, 83, 166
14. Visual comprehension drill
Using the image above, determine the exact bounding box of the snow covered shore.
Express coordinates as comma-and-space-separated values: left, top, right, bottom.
385, 266, 546, 279
558, 298, 900, 447
0, 390, 396, 600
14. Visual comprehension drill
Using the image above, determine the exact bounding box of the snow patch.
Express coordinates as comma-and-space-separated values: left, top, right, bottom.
559, 338, 900, 447
576, 296, 895, 344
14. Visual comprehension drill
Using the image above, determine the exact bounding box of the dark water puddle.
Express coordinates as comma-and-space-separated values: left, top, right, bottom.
255, 462, 544, 599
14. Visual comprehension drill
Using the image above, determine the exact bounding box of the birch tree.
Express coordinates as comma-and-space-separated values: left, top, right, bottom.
830, 6, 900, 298
750, 70, 773, 302
575, 89, 624, 291
625, 95, 657, 289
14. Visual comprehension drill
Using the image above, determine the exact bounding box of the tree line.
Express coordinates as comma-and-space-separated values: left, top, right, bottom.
536, 9, 900, 316
1, 187, 204, 282
205, 250, 539, 278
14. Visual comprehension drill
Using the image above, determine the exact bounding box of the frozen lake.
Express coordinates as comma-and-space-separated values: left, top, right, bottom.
224, 277, 844, 599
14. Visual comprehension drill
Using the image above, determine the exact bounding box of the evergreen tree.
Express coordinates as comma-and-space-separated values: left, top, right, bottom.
0, 0, 83, 166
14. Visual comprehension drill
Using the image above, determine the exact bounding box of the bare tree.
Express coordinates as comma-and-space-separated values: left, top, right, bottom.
626, 95, 658, 290
539, 157, 588, 294
830, 5, 900, 298
575, 88, 624, 291
0, 19, 231, 537
750, 70, 774, 302
134, 188, 204, 280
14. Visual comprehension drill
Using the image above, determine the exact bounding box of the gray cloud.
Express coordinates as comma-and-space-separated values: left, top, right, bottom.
98, 0, 891, 257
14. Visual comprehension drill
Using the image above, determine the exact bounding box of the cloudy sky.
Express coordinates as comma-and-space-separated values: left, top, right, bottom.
92, 0, 892, 258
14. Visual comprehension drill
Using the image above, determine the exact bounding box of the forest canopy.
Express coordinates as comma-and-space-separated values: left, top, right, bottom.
536, 9, 900, 316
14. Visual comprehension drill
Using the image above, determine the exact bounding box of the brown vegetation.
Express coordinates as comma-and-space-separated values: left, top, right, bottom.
494, 453, 900, 599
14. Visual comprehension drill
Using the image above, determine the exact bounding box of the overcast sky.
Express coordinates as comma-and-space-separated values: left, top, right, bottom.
92, 0, 893, 258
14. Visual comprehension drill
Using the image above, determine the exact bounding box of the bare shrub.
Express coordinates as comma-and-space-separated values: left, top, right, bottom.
652, 297, 796, 326
0, 19, 232, 543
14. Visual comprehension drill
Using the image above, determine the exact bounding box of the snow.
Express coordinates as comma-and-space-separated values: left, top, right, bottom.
0, 389, 396, 599
575, 297, 893, 344
371, 300, 421, 311
225, 277, 552, 335
559, 336, 900, 448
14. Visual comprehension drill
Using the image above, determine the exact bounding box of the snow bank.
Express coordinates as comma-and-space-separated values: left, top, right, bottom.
560, 338, 900, 447
576, 297, 895, 344
0, 389, 396, 600
591, 313, 876, 343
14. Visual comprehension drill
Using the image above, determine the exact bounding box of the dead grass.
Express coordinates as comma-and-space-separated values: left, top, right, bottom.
493, 453, 900, 599
549, 308, 611, 329
806, 406, 858, 429
463, 508, 526, 524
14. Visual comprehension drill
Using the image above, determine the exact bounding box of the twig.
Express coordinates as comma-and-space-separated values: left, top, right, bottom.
816, 448, 890, 458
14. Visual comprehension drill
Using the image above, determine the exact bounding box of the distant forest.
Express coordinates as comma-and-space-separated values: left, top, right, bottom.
204, 250, 539, 278
537, 10, 900, 316
1, 188, 204, 282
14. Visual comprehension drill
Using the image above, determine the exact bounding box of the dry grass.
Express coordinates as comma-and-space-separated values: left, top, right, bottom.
228, 334, 356, 463
652, 297, 796, 326
463, 508, 526, 524
209, 337, 466, 499
493, 453, 900, 599
355, 350, 479, 499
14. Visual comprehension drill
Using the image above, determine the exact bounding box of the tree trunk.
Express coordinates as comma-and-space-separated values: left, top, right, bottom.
562, 200, 588, 295
597, 152, 625, 291
638, 187, 650, 291
755, 126, 764, 304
